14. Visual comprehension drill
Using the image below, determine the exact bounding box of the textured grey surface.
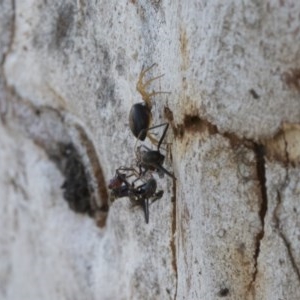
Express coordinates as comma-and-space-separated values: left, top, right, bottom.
1, 1, 300, 299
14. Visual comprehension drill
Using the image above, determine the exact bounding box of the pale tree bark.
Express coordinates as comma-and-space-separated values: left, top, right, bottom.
1, 1, 300, 300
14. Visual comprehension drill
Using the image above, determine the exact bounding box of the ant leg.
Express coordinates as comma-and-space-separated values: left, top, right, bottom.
136, 122, 169, 146
141, 198, 149, 224
156, 164, 176, 180
147, 122, 169, 132
150, 190, 164, 205
157, 123, 169, 151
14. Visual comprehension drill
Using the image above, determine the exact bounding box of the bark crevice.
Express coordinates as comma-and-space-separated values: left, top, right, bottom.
274, 191, 300, 282
170, 150, 178, 300
248, 143, 268, 291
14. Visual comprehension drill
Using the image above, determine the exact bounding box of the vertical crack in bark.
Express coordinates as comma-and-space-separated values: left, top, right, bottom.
274, 191, 300, 282
249, 143, 268, 291
169, 149, 178, 299
74, 124, 109, 211
164, 106, 178, 298
171, 177, 178, 300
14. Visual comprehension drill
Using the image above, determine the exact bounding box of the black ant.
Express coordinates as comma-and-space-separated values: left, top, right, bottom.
129, 63, 169, 144
129, 178, 164, 224
108, 167, 164, 223
135, 123, 176, 179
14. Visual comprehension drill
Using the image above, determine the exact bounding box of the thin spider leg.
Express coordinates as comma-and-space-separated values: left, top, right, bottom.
136, 64, 158, 96
147, 91, 170, 98
139, 63, 157, 79
116, 168, 138, 185
136, 63, 169, 109
117, 166, 136, 174
117, 167, 140, 179
142, 74, 165, 89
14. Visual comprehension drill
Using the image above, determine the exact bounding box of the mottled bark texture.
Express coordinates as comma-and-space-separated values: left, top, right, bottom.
1, 1, 300, 299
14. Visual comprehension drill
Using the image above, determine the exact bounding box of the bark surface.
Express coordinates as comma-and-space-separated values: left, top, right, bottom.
1, 1, 300, 299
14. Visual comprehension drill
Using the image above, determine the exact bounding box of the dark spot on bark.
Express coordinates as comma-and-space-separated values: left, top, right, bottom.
249, 89, 260, 99
164, 106, 174, 122
150, 0, 161, 12
183, 115, 202, 132
164, 108, 219, 139
96, 76, 115, 108
58, 143, 92, 213
218, 288, 229, 297
116, 48, 126, 76
179, 115, 218, 137
279, 258, 285, 265
49, 143, 92, 214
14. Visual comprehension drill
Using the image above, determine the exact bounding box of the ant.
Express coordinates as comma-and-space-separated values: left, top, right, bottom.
129, 63, 169, 144
108, 167, 164, 223
129, 178, 164, 224
135, 123, 176, 179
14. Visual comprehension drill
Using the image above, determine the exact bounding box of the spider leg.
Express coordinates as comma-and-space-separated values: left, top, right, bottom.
136, 63, 169, 109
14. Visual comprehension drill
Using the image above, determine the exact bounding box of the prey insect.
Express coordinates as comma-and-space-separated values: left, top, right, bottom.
108, 167, 164, 223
